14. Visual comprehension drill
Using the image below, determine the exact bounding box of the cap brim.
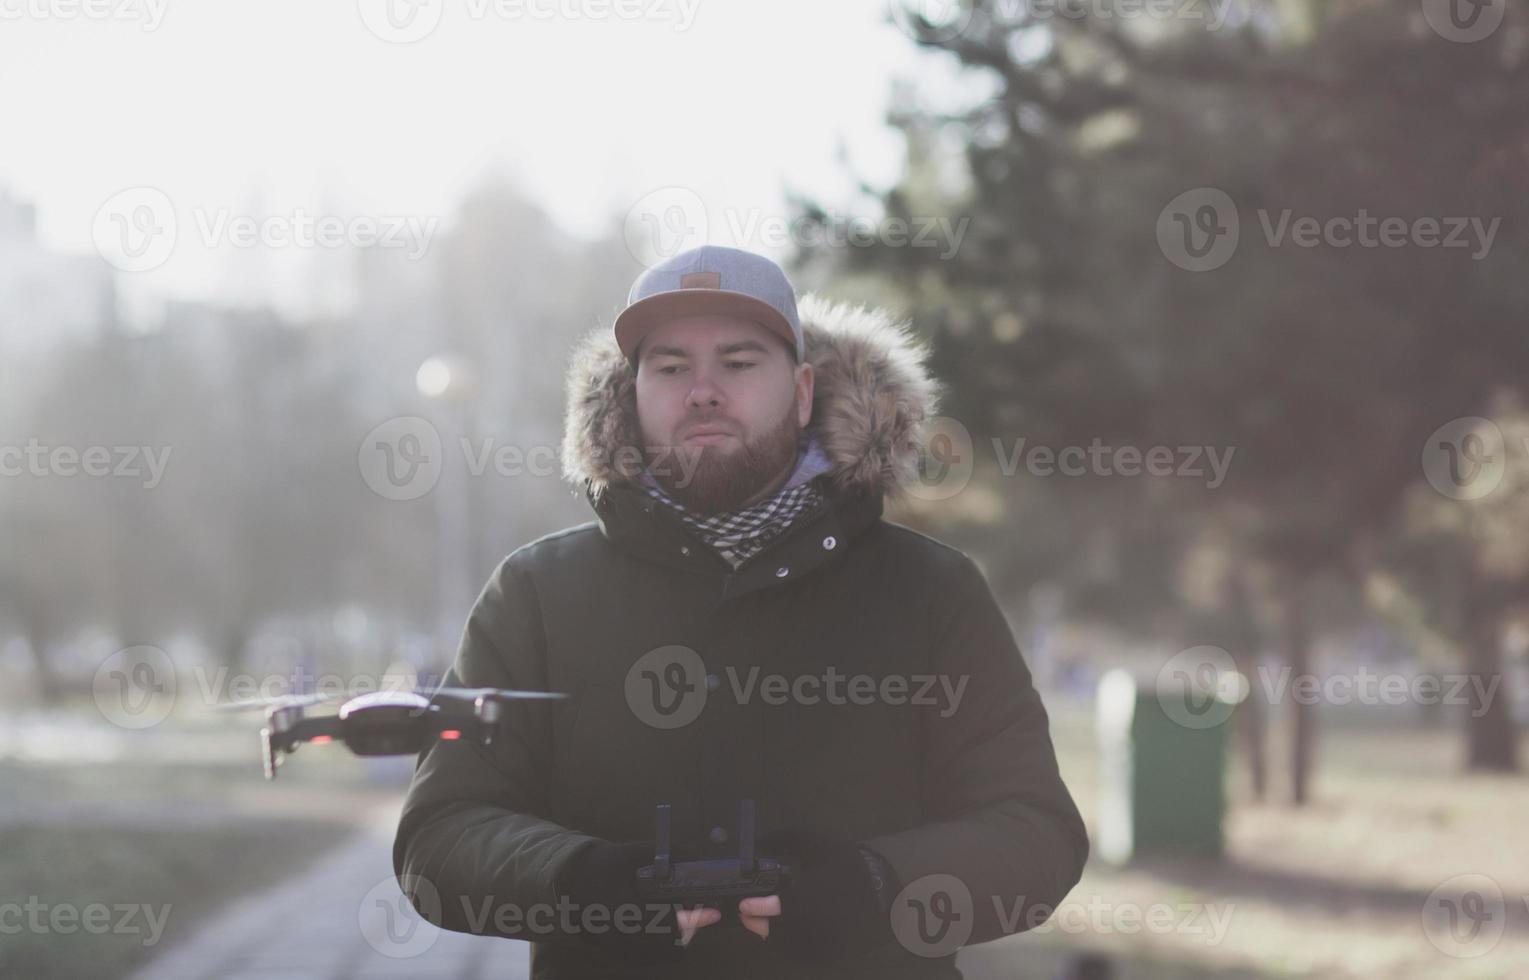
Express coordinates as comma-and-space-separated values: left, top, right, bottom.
614, 290, 798, 362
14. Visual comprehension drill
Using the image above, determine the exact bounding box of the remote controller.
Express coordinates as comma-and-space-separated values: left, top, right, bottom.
634, 800, 788, 909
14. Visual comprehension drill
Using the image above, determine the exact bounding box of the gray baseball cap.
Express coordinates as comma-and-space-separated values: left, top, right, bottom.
614, 245, 803, 364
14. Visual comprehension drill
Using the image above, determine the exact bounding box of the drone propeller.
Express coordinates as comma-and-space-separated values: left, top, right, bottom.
211, 691, 342, 713
213, 685, 567, 713
428, 686, 569, 702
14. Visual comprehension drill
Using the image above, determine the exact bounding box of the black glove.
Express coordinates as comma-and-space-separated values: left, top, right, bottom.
558, 840, 688, 961
755, 827, 900, 964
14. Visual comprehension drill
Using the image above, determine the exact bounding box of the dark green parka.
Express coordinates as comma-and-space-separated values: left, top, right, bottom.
393, 295, 1088, 979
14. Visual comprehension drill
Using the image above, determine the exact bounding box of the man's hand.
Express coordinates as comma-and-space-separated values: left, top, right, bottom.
676, 906, 722, 945
741, 828, 899, 963
738, 894, 781, 940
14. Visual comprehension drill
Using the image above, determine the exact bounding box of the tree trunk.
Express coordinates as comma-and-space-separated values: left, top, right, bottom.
24, 614, 61, 705
1224, 574, 1268, 803
1464, 613, 1518, 772
1284, 589, 1315, 806
1235, 651, 1268, 803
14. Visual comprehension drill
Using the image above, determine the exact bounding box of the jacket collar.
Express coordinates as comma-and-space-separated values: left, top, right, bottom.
560, 293, 940, 594
589, 475, 885, 599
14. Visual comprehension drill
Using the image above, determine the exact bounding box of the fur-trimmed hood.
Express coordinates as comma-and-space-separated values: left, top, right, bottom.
560, 293, 943, 506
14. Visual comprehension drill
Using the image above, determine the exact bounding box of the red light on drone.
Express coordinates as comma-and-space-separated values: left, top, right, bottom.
310, 735, 333, 745
440, 729, 461, 740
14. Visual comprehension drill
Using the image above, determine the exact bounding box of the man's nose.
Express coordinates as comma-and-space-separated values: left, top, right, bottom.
685, 369, 726, 409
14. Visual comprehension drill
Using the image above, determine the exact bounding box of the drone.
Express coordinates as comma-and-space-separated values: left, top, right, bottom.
213, 686, 568, 779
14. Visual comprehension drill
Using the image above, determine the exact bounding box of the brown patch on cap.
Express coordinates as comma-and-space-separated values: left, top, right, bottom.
680, 271, 721, 289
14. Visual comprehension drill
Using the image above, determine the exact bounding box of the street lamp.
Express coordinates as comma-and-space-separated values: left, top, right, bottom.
416, 353, 475, 667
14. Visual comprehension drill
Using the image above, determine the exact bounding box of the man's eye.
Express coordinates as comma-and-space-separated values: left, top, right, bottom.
727, 362, 755, 370
657, 365, 682, 375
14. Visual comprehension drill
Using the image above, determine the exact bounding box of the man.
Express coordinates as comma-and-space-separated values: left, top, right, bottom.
393, 245, 1088, 978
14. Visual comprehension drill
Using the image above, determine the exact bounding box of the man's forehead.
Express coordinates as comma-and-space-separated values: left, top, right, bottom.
641, 316, 778, 355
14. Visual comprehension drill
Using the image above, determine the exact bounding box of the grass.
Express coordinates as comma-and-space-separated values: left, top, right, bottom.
0, 747, 403, 980
0, 820, 357, 980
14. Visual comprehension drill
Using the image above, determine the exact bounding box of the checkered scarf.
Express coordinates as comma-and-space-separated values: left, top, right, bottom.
639, 436, 832, 569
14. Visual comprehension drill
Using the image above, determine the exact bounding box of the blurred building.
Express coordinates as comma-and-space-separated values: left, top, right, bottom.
0, 187, 117, 358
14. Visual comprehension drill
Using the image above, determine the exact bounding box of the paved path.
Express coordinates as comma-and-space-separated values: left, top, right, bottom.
127, 803, 530, 980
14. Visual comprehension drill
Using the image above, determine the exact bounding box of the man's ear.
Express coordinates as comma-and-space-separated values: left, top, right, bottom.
795, 360, 814, 428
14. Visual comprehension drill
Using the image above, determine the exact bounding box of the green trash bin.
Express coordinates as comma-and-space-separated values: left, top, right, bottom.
1096, 666, 1237, 864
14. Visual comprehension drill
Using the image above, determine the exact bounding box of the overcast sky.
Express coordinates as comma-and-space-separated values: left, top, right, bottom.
0, 0, 979, 317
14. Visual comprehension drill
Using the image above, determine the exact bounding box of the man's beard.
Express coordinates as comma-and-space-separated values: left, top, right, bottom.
646, 404, 803, 516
